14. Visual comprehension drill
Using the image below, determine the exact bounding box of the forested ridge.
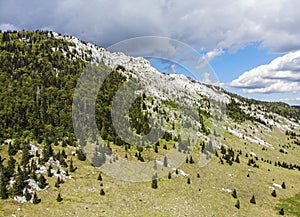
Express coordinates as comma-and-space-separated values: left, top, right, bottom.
0, 30, 87, 144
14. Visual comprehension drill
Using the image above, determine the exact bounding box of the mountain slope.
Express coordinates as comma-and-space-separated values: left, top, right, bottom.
0, 30, 299, 216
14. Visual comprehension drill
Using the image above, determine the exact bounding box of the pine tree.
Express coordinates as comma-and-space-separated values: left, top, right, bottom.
281, 182, 286, 189
76, 149, 86, 161
24, 188, 31, 201
61, 149, 67, 158
168, 171, 171, 179
235, 155, 240, 163
42, 144, 53, 163
58, 176, 64, 184
31, 170, 38, 181
0, 175, 8, 199
197, 173, 200, 178
6, 156, 16, 178
13, 169, 27, 196
69, 158, 77, 172
55, 177, 62, 188
30, 159, 37, 172
55, 182, 60, 188
279, 208, 284, 215
232, 189, 237, 198
187, 177, 191, 184
189, 156, 195, 164
58, 152, 68, 168
250, 195, 256, 204
271, 189, 277, 197
151, 178, 158, 189
235, 199, 240, 209
21, 144, 30, 166
56, 193, 63, 202
38, 174, 48, 189
47, 165, 53, 177
8, 142, 17, 156
97, 173, 102, 181
100, 189, 105, 195
32, 192, 41, 204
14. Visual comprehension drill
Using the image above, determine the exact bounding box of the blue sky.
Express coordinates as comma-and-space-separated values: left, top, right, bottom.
1, 0, 300, 105
210, 43, 281, 83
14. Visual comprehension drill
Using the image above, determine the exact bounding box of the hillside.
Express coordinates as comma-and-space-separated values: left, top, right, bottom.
0, 30, 299, 216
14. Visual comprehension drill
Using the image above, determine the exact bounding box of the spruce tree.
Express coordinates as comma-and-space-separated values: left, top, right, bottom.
56, 193, 63, 202
21, 144, 30, 166
235, 200, 240, 209
69, 158, 77, 172
47, 165, 53, 177
76, 149, 86, 161
38, 174, 48, 189
61, 150, 67, 158
8, 142, 17, 156
24, 188, 31, 201
271, 189, 277, 197
31, 170, 38, 181
13, 169, 27, 196
232, 189, 237, 198
32, 192, 41, 204
187, 177, 191, 184
55, 181, 60, 188
189, 156, 195, 164
100, 189, 105, 195
6, 156, 16, 178
281, 182, 286, 189
30, 159, 37, 172
0, 176, 8, 199
42, 144, 53, 163
57, 176, 64, 184
151, 179, 158, 189
279, 208, 284, 215
97, 173, 102, 181
168, 171, 171, 179
235, 155, 240, 163
250, 195, 256, 204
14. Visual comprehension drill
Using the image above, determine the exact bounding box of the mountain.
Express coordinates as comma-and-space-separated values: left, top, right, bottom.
0, 30, 299, 216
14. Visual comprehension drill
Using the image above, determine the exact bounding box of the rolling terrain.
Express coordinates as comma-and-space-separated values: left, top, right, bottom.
0, 30, 299, 216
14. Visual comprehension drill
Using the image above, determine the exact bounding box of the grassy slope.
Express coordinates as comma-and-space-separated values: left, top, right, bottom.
0, 121, 300, 217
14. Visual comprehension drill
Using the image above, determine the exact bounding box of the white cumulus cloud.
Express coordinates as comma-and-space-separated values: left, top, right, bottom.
231, 51, 300, 93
